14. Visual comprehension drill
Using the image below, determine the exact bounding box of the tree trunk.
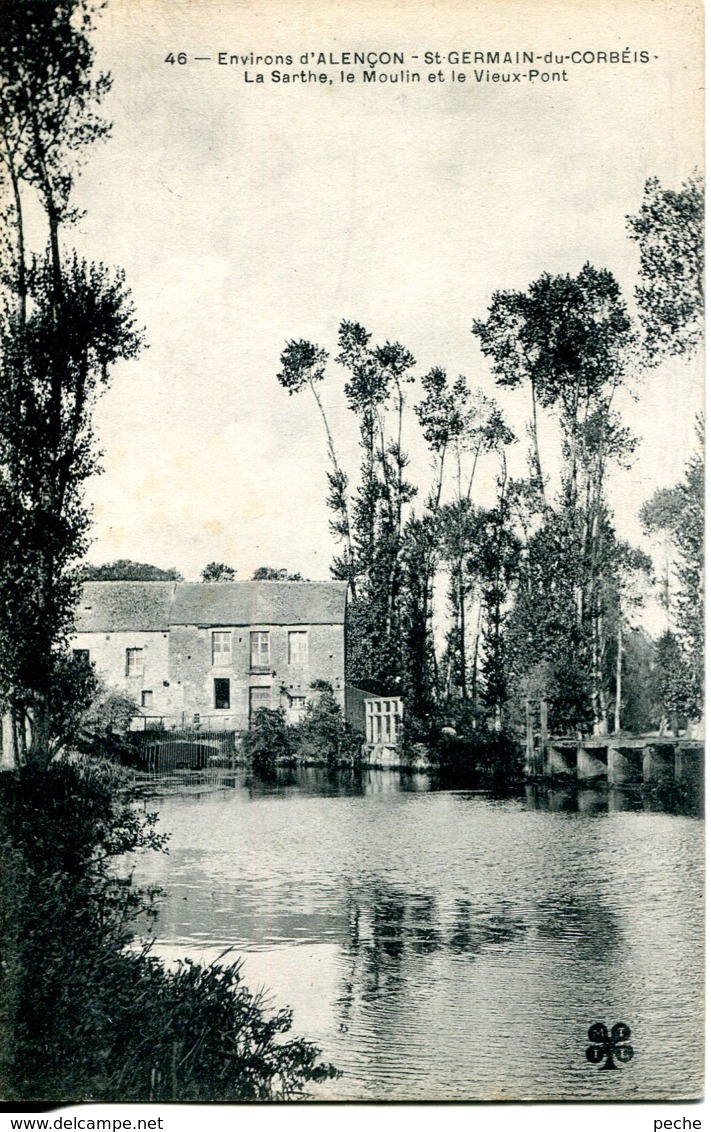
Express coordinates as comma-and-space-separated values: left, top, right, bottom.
458, 563, 467, 700
310, 381, 357, 600
539, 700, 549, 771
614, 620, 623, 733
525, 699, 534, 774
530, 378, 547, 508
28, 695, 52, 767
471, 601, 482, 705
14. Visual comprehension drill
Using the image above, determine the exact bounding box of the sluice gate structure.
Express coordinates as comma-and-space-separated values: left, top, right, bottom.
526, 733, 704, 787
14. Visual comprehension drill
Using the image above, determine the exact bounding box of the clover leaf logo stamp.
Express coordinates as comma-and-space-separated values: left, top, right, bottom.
586, 1022, 634, 1070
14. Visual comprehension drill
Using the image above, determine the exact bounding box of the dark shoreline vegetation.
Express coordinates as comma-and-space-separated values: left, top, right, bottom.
242, 696, 526, 788
0, 758, 340, 1103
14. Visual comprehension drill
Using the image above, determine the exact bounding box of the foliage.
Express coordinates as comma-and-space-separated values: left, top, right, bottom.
79, 560, 182, 581
277, 179, 699, 749
626, 172, 704, 362
252, 566, 304, 581
614, 629, 655, 734
472, 264, 634, 508
434, 728, 523, 789
200, 562, 236, 583
0, 759, 338, 1102
0, 0, 143, 764
75, 685, 139, 761
41, 648, 100, 756
650, 631, 691, 733
640, 421, 704, 718
242, 707, 293, 774
292, 691, 362, 766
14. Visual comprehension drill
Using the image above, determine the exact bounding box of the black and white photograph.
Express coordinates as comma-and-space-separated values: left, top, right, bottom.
0, 0, 704, 1115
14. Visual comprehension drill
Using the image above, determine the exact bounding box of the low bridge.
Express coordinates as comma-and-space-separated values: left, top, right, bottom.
526, 735, 704, 786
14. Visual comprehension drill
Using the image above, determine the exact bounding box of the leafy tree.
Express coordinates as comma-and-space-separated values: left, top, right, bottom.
0, 0, 143, 765
398, 513, 439, 725
277, 339, 356, 595
30, 649, 101, 764
652, 631, 692, 736
407, 366, 470, 717
79, 560, 182, 581
639, 486, 680, 620
335, 322, 417, 686
614, 628, 655, 734
640, 420, 704, 719
251, 566, 304, 581
627, 172, 704, 362
242, 707, 292, 775
292, 690, 361, 765
0, 758, 338, 1101
201, 562, 236, 582
474, 265, 638, 733
473, 264, 634, 511
505, 512, 593, 734
605, 542, 653, 732
278, 322, 417, 690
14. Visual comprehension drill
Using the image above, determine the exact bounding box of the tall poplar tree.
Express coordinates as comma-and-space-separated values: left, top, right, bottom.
0, 0, 143, 765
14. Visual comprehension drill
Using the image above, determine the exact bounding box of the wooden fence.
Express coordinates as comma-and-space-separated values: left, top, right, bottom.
128, 729, 238, 773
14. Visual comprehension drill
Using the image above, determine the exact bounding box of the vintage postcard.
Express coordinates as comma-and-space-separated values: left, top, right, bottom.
0, 0, 704, 1113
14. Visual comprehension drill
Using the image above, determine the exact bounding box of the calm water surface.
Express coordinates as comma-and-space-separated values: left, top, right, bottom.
133, 769, 704, 1101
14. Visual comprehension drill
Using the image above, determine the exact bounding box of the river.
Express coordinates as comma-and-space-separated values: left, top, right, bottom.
132, 768, 704, 1102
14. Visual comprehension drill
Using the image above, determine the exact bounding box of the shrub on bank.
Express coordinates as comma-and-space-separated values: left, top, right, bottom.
293, 691, 362, 767
0, 759, 338, 1102
241, 707, 294, 774
243, 696, 362, 774
432, 727, 524, 787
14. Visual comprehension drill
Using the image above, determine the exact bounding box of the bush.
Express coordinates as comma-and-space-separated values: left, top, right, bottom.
241, 707, 293, 774
432, 727, 524, 787
292, 692, 362, 766
0, 758, 338, 1102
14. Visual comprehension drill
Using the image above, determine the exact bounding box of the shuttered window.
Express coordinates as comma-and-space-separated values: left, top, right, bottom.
250, 631, 270, 669
212, 631, 232, 666
126, 648, 144, 677
249, 686, 271, 724
288, 631, 308, 664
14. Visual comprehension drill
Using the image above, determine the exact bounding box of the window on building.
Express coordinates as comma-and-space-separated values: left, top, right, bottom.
250, 631, 270, 670
288, 631, 308, 665
126, 648, 144, 677
288, 694, 307, 720
249, 686, 271, 723
141, 690, 153, 709
72, 649, 90, 665
214, 678, 231, 710
212, 630, 232, 666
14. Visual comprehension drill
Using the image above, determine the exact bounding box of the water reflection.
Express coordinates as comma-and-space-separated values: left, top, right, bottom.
523, 782, 702, 818
536, 892, 623, 962
238, 766, 436, 799
134, 767, 704, 1101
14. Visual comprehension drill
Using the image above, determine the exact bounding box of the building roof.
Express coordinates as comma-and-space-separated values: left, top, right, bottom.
74, 580, 347, 632
75, 582, 176, 632
170, 581, 347, 626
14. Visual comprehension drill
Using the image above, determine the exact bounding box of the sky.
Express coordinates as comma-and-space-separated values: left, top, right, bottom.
62, 0, 704, 587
